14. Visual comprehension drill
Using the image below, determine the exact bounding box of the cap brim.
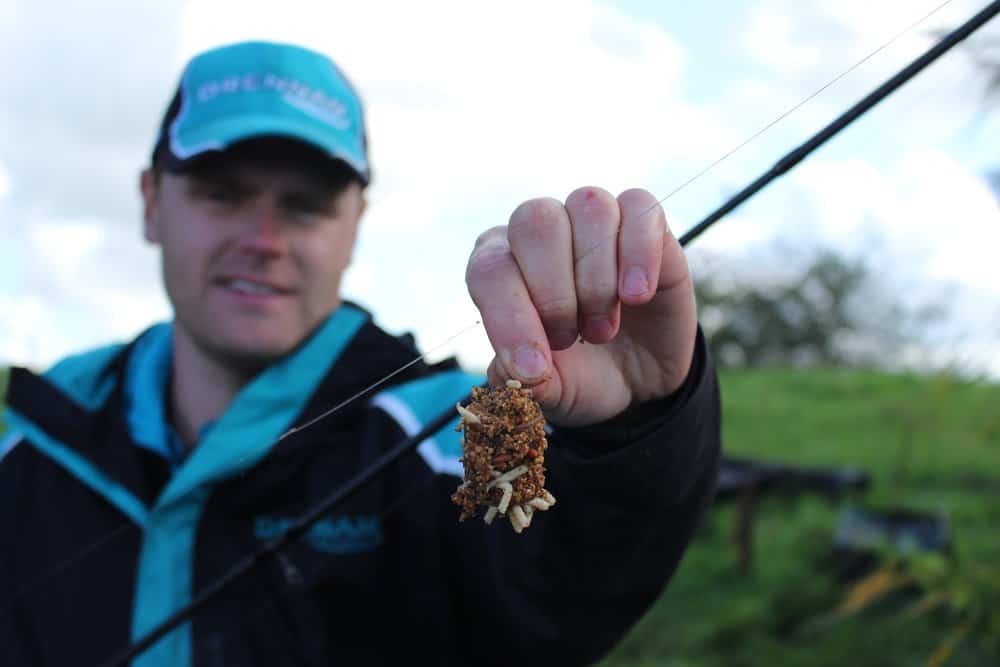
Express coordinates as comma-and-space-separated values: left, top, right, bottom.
166, 114, 369, 185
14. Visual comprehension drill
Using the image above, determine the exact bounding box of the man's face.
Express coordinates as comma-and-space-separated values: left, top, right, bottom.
141, 148, 365, 371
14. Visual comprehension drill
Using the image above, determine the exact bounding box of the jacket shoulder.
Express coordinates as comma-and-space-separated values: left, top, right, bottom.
356, 324, 486, 476
0, 431, 23, 463
43, 343, 129, 410
370, 364, 484, 476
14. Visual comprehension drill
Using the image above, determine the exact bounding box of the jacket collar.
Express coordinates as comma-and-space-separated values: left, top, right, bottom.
4, 302, 372, 520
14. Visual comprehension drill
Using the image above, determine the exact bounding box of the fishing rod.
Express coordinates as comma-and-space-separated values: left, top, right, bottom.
680, 0, 1000, 246
101, 2, 1000, 665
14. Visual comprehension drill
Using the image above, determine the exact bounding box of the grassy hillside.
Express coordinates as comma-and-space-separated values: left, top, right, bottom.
600, 368, 1000, 666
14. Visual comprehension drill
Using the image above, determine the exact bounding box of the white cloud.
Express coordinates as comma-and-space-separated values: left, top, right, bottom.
27, 220, 105, 279
707, 148, 1000, 284
765, 150, 1000, 291
0, 160, 9, 201
728, 0, 998, 168
1, 0, 997, 381
177, 0, 700, 201
744, 8, 822, 73
0, 2, 183, 222
695, 146, 1000, 376
0, 294, 64, 366
170, 0, 705, 372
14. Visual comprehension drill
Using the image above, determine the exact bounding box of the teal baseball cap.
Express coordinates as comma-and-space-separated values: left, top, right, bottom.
152, 41, 370, 185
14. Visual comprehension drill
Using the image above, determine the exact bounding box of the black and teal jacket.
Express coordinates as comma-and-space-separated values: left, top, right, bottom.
0, 303, 721, 667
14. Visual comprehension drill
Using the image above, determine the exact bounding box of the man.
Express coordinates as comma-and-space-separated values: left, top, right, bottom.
0, 41, 720, 666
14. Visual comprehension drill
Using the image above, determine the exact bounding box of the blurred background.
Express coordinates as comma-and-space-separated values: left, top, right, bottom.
1, 1, 998, 664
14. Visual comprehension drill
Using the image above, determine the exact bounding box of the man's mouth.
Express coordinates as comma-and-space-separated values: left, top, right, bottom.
218, 277, 292, 297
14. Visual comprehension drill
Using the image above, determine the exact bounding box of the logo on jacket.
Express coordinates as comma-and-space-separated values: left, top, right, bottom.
254, 514, 383, 555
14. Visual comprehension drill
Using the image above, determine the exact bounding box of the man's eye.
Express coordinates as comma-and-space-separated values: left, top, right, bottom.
285, 197, 335, 219
204, 187, 240, 203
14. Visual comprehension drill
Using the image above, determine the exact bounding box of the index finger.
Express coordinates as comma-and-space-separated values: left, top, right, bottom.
465, 227, 552, 385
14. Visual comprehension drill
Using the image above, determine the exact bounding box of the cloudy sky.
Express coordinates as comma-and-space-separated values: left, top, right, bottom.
1, 0, 998, 377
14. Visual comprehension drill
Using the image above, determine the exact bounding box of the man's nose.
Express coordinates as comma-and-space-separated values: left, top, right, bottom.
239, 200, 287, 256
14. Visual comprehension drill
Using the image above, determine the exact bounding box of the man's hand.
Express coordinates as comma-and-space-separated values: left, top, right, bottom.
466, 187, 697, 428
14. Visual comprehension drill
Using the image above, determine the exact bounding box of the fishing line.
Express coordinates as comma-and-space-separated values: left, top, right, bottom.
266, 0, 969, 450
281, 0, 961, 445
638, 0, 957, 224
1, 321, 487, 616
19, 1, 993, 664
680, 0, 998, 246
278, 318, 483, 442
45, 0, 989, 659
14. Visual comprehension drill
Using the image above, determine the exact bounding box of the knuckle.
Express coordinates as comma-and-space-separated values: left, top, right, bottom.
534, 295, 576, 322
575, 279, 617, 313
566, 185, 615, 206
617, 187, 657, 208
565, 186, 617, 216
473, 225, 506, 249
509, 198, 566, 239
619, 189, 667, 231
466, 239, 514, 286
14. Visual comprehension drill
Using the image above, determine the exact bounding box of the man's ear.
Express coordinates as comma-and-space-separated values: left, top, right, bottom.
140, 168, 161, 243
343, 189, 367, 268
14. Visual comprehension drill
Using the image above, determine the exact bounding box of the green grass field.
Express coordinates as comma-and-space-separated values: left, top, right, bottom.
600, 368, 1000, 666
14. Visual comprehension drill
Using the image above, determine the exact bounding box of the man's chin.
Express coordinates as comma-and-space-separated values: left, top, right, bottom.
205, 335, 302, 376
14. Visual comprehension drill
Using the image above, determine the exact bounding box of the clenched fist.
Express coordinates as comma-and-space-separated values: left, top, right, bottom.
466, 186, 697, 429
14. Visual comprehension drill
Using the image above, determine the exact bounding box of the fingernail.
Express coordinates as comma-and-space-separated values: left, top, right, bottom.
622, 267, 649, 297
584, 315, 614, 341
547, 327, 578, 350
512, 346, 547, 379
